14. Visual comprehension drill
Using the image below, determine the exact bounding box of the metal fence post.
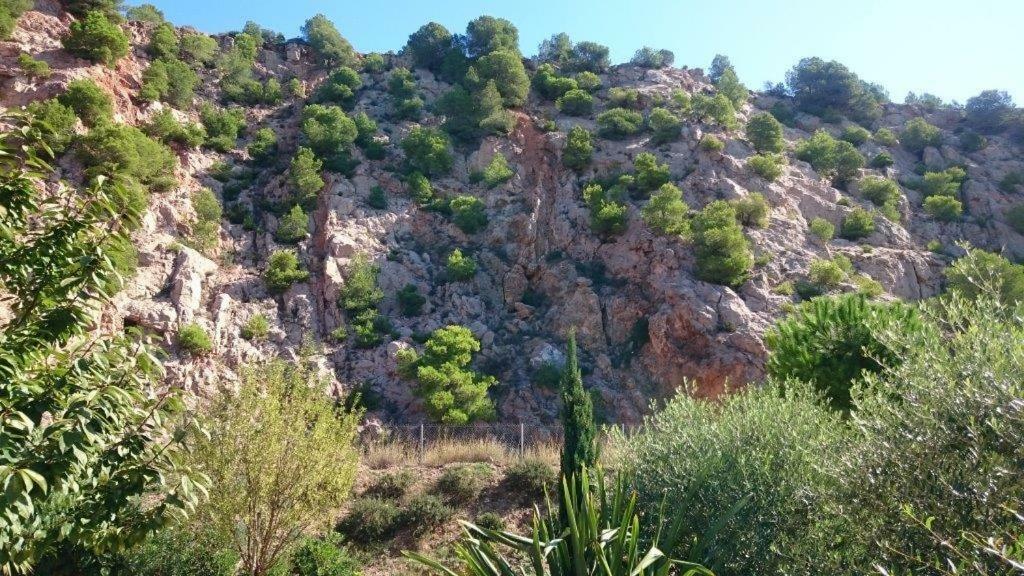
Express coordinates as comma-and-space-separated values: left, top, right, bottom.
519, 422, 525, 458
419, 422, 425, 463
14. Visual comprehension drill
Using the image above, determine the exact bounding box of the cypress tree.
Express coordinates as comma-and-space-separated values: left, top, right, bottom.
559, 329, 597, 483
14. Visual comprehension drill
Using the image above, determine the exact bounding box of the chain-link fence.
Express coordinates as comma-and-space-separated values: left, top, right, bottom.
360, 422, 639, 465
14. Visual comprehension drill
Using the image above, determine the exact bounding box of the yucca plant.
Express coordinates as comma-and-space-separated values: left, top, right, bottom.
404, 466, 719, 575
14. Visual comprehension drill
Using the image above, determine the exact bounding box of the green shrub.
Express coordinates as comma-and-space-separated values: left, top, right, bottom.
63, 11, 129, 67
200, 105, 246, 152
396, 284, 426, 316
873, 127, 898, 146
582, 182, 627, 236
58, 79, 112, 127
647, 107, 681, 144
964, 89, 1015, 134
120, 526, 237, 576
146, 23, 177, 60
785, 57, 885, 123
240, 313, 270, 341
869, 151, 894, 168
596, 108, 643, 139
745, 112, 784, 153
945, 248, 1024, 306
402, 325, 496, 424
533, 63, 577, 100
794, 130, 864, 186
815, 292, 1024, 574
473, 512, 505, 531
474, 48, 529, 107
244, 127, 277, 165
290, 534, 360, 576
691, 92, 738, 130
556, 88, 593, 116
275, 205, 309, 244
958, 130, 987, 152
608, 87, 640, 108
446, 248, 477, 281
999, 170, 1023, 193
807, 256, 851, 290
317, 66, 362, 108
400, 494, 454, 536
839, 125, 870, 146
367, 185, 387, 210
407, 172, 433, 205
574, 71, 601, 92
338, 254, 383, 313
617, 381, 845, 576
858, 176, 900, 208
26, 99, 77, 153
189, 187, 221, 252
476, 153, 514, 188
450, 195, 488, 233
179, 31, 218, 65
632, 152, 670, 193
692, 200, 753, 287
302, 14, 357, 66
336, 497, 401, 544
401, 126, 452, 176
290, 147, 324, 207
630, 46, 674, 68
17, 52, 50, 78
1006, 204, 1024, 234
699, 134, 725, 152
178, 322, 213, 355
923, 194, 962, 221
264, 250, 309, 293
435, 464, 492, 502
504, 457, 557, 493
642, 182, 690, 236
808, 217, 834, 241
143, 109, 205, 148
365, 471, 415, 499
77, 123, 176, 186
715, 67, 747, 108
840, 207, 875, 240
405, 22, 453, 70
747, 153, 783, 181
919, 166, 966, 197
732, 192, 770, 228
0, 0, 31, 40
900, 117, 942, 153
563, 125, 593, 171
146, 58, 198, 108
301, 104, 358, 158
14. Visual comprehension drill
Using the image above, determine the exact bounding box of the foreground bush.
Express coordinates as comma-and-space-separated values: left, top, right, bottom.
0, 124, 204, 574
616, 383, 845, 576
596, 108, 643, 139
745, 112, 784, 153
264, 250, 309, 293
193, 358, 362, 576
562, 125, 593, 171
77, 123, 176, 187
812, 289, 1024, 574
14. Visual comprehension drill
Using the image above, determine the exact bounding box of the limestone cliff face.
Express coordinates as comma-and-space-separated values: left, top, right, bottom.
3, 3, 1022, 423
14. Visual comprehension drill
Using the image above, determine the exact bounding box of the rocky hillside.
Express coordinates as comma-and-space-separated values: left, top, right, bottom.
3, 0, 1023, 424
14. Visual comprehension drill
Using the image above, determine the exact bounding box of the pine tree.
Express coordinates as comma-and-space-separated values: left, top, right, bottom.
559, 329, 596, 483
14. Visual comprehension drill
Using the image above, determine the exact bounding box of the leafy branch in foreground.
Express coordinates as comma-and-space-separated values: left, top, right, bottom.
0, 116, 207, 575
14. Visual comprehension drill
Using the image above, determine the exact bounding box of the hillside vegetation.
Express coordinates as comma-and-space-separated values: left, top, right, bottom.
0, 1, 1023, 574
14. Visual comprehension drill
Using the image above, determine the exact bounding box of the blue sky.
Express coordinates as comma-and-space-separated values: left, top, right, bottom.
132, 0, 1024, 104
